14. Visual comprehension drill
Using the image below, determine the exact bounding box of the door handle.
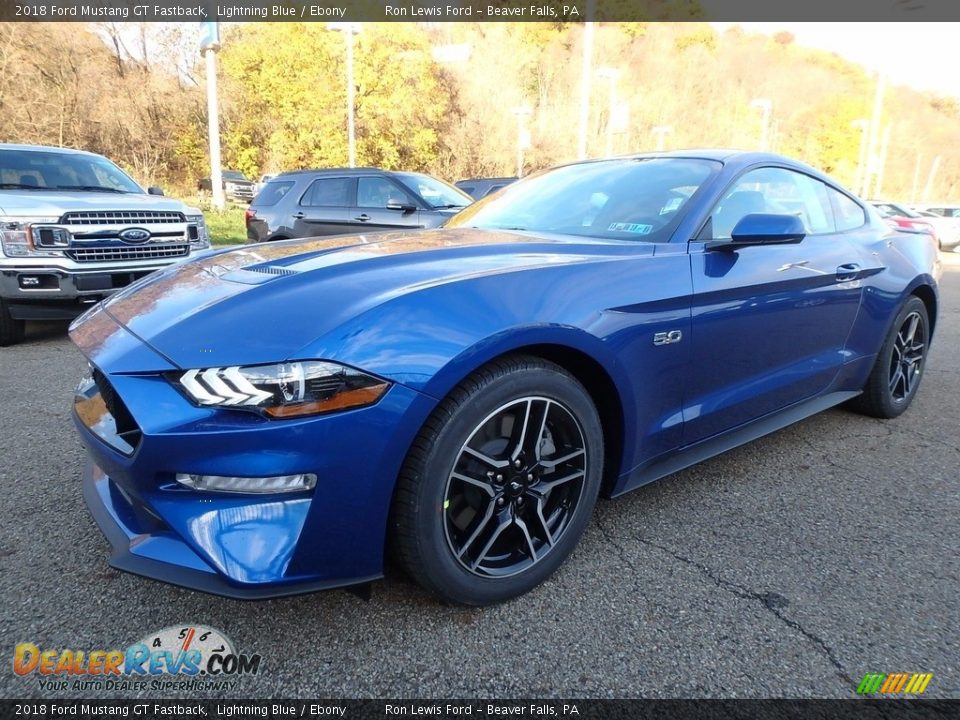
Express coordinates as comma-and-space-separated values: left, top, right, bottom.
836, 263, 861, 281
292, 212, 305, 219
355, 214, 370, 222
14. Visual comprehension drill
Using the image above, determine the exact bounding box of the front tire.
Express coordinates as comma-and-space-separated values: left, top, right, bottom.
391, 355, 604, 606
850, 295, 929, 419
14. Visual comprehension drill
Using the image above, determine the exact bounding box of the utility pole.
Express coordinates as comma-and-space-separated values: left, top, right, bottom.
576, 1, 595, 160
201, 21, 224, 210
328, 23, 362, 168
864, 72, 886, 198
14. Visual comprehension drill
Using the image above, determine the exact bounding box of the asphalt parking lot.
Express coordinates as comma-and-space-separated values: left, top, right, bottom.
1, 254, 958, 700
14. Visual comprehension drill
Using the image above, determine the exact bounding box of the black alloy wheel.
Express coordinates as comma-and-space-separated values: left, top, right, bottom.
391, 355, 604, 606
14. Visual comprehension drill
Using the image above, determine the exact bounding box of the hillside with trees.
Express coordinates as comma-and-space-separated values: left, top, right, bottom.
0, 21, 957, 202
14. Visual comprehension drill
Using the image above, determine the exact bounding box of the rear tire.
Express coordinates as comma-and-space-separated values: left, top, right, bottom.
849, 296, 929, 419
390, 355, 604, 606
0, 300, 25, 346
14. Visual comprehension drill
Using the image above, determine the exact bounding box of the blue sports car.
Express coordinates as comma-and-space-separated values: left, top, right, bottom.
70, 151, 940, 606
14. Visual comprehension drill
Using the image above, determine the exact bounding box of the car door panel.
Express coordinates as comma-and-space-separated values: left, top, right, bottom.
682, 166, 869, 445
684, 238, 865, 444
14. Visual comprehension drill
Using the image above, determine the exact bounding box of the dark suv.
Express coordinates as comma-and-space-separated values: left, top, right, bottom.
245, 168, 472, 243
455, 176, 517, 199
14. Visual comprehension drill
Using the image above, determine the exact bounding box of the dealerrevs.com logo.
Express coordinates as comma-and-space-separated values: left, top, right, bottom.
13, 625, 262, 692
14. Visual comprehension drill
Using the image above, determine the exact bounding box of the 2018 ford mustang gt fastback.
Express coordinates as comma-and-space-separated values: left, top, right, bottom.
70, 151, 940, 606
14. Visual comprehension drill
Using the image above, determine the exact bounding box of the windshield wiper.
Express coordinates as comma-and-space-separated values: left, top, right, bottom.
54, 185, 129, 193
433, 203, 468, 209
0, 183, 48, 190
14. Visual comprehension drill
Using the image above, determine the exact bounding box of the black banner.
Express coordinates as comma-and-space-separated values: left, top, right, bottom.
3, 700, 960, 720
1, 0, 960, 22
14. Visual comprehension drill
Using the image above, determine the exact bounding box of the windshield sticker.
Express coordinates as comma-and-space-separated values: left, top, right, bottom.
608, 222, 653, 234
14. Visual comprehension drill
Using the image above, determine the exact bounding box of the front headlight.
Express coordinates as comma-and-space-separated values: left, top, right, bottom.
170, 360, 390, 418
185, 213, 210, 250
0, 217, 66, 257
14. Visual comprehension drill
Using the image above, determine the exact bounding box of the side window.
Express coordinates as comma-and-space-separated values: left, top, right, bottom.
300, 177, 350, 207
255, 181, 295, 207
706, 167, 836, 239
830, 189, 867, 232
357, 177, 412, 209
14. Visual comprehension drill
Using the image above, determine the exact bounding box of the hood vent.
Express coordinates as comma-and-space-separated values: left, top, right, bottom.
247, 264, 299, 276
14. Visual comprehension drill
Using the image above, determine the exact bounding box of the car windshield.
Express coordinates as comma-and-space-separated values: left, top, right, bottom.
224, 171, 248, 181
446, 158, 720, 241
0, 149, 143, 193
396, 172, 472, 209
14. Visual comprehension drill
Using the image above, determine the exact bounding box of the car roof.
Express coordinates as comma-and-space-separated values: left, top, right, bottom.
0, 143, 100, 157
457, 177, 517, 183
275, 167, 390, 178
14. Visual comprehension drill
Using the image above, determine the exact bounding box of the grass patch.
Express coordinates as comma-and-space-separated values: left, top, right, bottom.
204, 205, 248, 246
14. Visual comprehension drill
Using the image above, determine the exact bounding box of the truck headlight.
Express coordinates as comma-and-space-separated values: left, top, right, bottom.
0, 218, 66, 257
186, 214, 210, 250
170, 361, 390, 418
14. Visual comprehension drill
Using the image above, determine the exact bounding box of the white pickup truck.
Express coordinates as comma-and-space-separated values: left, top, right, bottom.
0, 143, 210, 345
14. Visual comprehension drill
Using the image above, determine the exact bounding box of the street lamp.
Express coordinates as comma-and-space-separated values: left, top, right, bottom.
512, 106, 532, 178
851, 119, 869, 196
652, 125, 672, 151
597, 67, 620, 157
327, 22, 362, 168
750, 98, 772, 151
577, 17, 595, 160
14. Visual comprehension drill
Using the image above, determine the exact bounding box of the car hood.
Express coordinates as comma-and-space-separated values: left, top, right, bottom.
0, 190, 194, 216
91, 228, 636, 369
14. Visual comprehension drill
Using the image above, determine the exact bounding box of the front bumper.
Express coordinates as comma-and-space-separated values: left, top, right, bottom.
1, 261, 182, 319
71, 308, 436, 598
82, 461, 378, 599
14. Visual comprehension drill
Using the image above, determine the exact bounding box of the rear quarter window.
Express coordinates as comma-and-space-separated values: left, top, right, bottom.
254, 180, 294, 206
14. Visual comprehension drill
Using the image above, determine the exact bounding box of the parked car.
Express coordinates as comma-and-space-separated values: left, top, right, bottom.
914, 204, 960, 219
245, 168, 472, 243
71, 150, 939, 606
870, 200, 959, 251
254, 173, 277, 196
198, 170, 255, 204
0, 143, 209, 346
455, 176, 517, 199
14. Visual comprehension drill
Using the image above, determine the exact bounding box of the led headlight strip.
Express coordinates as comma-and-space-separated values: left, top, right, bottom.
173, 361, 389, 418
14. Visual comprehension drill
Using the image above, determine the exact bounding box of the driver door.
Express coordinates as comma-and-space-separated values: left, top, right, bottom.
683, 166, 867, 445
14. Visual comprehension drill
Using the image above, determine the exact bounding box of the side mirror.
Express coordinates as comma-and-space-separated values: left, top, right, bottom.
706, 213, 806, 251
386, 200, 417, 214
147, 186, 165, 196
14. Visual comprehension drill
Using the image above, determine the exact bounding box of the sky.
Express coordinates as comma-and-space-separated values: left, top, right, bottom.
712, 23, 960, 99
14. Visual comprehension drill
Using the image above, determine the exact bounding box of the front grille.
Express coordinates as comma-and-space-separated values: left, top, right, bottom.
60, 210, 186, 225
67, 245, 189, 263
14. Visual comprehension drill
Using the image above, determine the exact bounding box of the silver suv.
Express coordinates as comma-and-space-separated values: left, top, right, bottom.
0, 144, 210, 345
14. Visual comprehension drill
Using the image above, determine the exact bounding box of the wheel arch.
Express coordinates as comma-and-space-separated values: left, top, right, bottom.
910, 282, 938, 338
416, 330, 631, 498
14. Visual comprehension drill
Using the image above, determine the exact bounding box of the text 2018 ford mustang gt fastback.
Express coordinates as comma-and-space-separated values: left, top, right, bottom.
70, 151, 940, 605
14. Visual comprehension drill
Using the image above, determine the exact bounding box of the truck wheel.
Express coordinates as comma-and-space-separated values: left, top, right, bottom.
0, 300, 25, 346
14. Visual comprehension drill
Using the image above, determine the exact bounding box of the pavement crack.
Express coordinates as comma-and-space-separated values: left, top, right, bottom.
634, 535, 857, 691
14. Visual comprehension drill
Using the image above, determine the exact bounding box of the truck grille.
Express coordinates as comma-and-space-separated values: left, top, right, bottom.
67, 245, 190, 263
60, 210, 186, 225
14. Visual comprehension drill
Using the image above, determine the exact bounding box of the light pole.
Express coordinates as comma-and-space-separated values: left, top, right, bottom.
200, 21, 224, 210
597, 67, 620, 157
652, 125, 672, 151
512, 106, 532, 177
328, 23, 362, 168
851, 119, 868, 196
577, 19, 595, 160
750, 98, 772, 151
